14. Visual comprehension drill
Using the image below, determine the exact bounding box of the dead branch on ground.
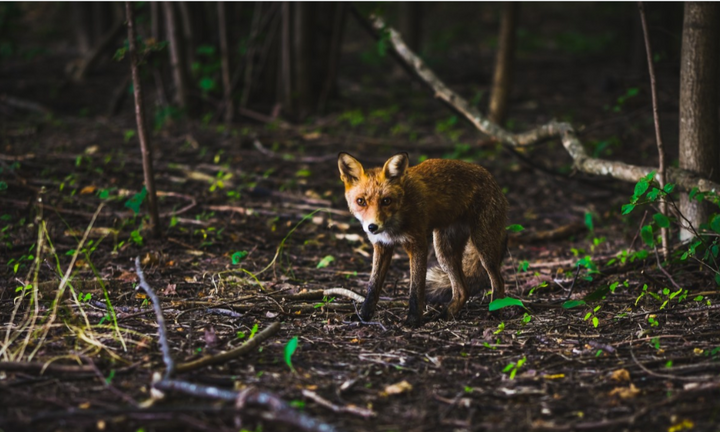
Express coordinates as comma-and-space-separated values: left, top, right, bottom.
133, 257, 338, 432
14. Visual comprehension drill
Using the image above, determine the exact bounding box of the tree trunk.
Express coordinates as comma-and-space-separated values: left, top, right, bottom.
126, 2, 161, 239
164, 2, 189, 109
217, 1, 233, 125
488, 2, 519, 126
293, 2, 313, 119
72, 3, 92, 54
679, 2, 719, 241
319, 4, 346, 112
398, 2, 422, 52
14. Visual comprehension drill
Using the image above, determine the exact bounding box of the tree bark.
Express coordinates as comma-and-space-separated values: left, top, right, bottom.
280, 2, 293, 114
488, 2, 519, 126
217, 1, 233, 125
163, 2, 189, 109
126, 2, 161, 239
319, 4, 346, 112
398, 2, 422, 52
679, 2, 719, 241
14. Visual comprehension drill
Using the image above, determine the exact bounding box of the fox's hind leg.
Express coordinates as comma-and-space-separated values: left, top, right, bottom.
471, 229, 506, 302
433, 225, 470, 318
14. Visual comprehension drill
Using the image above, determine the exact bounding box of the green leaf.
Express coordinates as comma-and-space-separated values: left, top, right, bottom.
561, 300, 586, 309
716, 273, 720, 286
634, 179, 649, 198
710, 215, 720, 234
646, 188, 660, 201
592, 316, 599, 328
199, 77, 216, 91
663, 183, 675, 193
316, 255, 335, 269
653, 213, 670, 228
640, 224, 654, 247
124, 186, 148, 215
621, 203, 635, 215
643, 170, 657, 182
284, 336, 299, 373
506, 224, 524, 233
584, 212, 593, 232
489, 297, 525, 311
231, 251, 248, 265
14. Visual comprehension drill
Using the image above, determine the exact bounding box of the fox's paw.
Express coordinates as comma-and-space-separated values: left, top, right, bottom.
403, 313, 424, 328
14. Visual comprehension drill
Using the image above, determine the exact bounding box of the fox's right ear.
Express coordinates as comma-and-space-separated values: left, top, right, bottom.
338, 152, 364, 185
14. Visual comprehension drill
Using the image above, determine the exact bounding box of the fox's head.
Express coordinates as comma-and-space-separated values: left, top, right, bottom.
338, 152, 409, 241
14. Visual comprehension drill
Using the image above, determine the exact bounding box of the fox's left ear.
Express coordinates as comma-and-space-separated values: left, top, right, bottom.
383, 153, 409, 180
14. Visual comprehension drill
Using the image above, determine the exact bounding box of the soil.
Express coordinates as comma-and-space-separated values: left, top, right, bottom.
1, 4, 719, 432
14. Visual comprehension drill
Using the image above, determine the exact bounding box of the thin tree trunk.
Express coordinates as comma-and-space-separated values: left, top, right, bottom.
293, 2, 312, 119
281, 2, 292, 113
164, 2, 189, 109
488, 2, 519, 126
151, 2, 160, 41
177, 2, 196, 73
679, 2, 719, 241
638, 2, 669, 258
239, 2, 264, 109
319, 4, 346, 112
398, 2, 422, 52
126, 2, 161, 239
72, 3, 92, 55
217, 1, 233, 125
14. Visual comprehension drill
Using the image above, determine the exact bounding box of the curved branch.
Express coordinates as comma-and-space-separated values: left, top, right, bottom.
360, 12, 720, 194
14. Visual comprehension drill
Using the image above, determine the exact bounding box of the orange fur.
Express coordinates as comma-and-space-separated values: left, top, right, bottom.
338, 152, 508, 326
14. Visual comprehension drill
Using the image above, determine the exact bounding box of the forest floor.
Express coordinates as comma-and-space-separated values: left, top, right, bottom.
2, 10, 720, 432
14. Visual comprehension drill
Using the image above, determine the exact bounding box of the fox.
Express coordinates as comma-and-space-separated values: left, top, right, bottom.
338, 152, 508, 327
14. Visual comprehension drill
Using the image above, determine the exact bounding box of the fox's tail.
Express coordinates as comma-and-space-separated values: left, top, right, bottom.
426, 244, 492, 303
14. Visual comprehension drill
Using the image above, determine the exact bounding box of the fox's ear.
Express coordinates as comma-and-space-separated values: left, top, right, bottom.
338, 152, 364, 185
383, 153, 409, 180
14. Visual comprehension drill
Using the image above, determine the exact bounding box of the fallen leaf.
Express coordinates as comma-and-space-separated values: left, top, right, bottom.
117, 271, 138, 283
382, 380, 413, 396
162, 284, 177, 295
303, 131, 321, 140
608, 383, 640, 399
610, 369, 630, 382
141, 252, 160, 266
80, 185, 96, 195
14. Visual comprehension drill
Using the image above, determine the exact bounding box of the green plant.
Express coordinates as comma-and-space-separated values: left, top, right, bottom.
314, 296, 335, 309
284, 336, 299, 373
502, 357, 526, 380
583, 305, 601, 328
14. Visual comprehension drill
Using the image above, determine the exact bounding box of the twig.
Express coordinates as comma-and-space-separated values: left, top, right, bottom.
629, 335, 718, 382
638, 2, 669, 259
652, 246, 684, 292
175, 322, 281, 373
134, 256, 175, 378
0, 361, 95, 374
322, 288, 365, 303
302, 389, 376, 418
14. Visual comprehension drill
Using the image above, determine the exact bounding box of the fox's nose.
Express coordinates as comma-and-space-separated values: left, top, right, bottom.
367, 223, 379, 233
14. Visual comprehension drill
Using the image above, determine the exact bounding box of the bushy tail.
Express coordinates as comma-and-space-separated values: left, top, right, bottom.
426, 244, 492, 303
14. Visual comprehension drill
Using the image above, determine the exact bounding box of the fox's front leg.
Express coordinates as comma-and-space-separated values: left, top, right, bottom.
405, 240, 429, 327
359, 243, 394, 322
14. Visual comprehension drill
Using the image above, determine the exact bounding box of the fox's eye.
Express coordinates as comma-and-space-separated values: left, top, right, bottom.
381, 197, 392, 206
356, 198, 366, 206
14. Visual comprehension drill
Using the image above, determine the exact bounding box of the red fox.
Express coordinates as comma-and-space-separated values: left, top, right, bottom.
338, 152, 508, 326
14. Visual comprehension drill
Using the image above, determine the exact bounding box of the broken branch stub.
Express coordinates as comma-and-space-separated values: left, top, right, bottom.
366, 14, 720, 195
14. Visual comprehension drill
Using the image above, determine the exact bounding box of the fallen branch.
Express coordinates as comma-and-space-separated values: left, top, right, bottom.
302, 389, 376, 418
175, 322, 280, 373
356, 11, 720, 194
133, 257, 337, 432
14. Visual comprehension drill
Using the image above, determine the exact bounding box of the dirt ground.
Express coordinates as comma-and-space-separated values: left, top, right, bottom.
2, 4, 720, 432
